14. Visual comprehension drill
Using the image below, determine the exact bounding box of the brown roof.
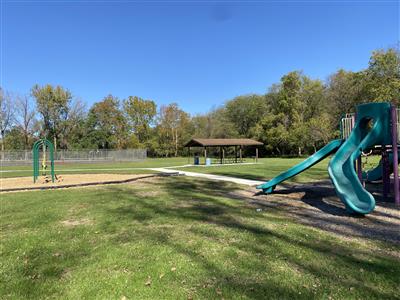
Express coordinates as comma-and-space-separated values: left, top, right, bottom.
184, 138, 263, 147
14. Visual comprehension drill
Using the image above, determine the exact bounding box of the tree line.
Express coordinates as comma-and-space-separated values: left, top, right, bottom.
1, 48, 399, 157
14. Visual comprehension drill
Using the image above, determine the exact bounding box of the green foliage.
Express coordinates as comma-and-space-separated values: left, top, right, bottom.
2, 47, 399, 156
225, 94, 268, 136
31, 84, 72, 147
85, 95, 128, 149
4, 127, 26, 150
154, 103, 192, 157
363, 48, 400, 103
124, 96, 156, 143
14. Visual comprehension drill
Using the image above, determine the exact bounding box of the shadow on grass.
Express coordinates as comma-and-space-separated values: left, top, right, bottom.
3, 177, 399, 299
101, 178, 399, 298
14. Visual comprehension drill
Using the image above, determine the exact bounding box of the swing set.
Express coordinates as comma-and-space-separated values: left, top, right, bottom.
32, 138, 55, 183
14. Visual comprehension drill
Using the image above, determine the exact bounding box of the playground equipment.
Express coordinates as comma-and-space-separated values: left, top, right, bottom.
33, 139, 55, 183
257, 102, 400, 215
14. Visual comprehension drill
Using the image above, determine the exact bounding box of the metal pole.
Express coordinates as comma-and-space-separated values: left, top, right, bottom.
382, 148, 390, 199
354, 112, 362, 182
391, 105, 400, 206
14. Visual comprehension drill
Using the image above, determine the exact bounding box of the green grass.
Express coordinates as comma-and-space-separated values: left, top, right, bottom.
1, 177, 399, 299
0, 157, 190, 178
1, 156, 382, 184
179, 157, 330, 182
178, 155, 383, 183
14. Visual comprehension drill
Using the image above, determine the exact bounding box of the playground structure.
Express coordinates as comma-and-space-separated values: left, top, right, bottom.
257, 102, 400, 215
33, 139, 55, 183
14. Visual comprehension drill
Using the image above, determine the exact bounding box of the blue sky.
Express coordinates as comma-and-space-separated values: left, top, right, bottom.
1, 0, 399, 114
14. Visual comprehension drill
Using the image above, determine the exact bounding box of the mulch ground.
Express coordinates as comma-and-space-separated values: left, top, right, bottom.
231, 180, 400, 247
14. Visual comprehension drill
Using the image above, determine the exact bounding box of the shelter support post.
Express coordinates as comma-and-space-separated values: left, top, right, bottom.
256, 147, 258, 163
239, 146, 242, 163
235, 146, 237, 163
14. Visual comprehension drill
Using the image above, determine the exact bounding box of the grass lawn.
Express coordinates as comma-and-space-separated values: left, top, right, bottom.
178, 155, 383, 183
0, 157, 190, 178
1, 155, 382, 183
1, 176, 399, 299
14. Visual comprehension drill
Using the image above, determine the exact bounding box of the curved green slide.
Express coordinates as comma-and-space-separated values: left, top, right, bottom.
256, 139, 343, 193
328, 102, 391, 214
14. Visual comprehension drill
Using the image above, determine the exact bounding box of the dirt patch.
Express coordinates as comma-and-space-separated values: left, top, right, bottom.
1, 174, 153, 192
61, 218, 93, 227
231, 180, 400, 246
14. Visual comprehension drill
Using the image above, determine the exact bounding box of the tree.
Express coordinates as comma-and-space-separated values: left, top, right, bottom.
31, 84, 72, 149
123, 96, 156, 144
325, 69, 362, 124
58, 98, 86, 149
15, 95, 36, 150
308, 113, 337, 151
225, 94, 268, 136
85, 95, 128, 149
252, 113, 290, 155
4, 127, 25, 150
363, 48, 400, 104
191, 107, 239, 139
156, 103, 191, 157
275, 71, 303, 127
0, 88, 14, 153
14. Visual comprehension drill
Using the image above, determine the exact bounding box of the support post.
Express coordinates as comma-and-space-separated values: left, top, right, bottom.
204, 147, 207, 165
239, 146, 242, 163
382, 148, 390, 199
188, 147, 190, 164
357, 156, 362, 182
391, 106, 400, 206
222, 147, 225, 164
354, 111, 363, 182
235, 146, 237, 163
220, 146, 222, 164
256, 147, 259, 162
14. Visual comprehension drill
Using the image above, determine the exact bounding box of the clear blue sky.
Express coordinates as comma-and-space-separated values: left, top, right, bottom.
1, 0, 399, 114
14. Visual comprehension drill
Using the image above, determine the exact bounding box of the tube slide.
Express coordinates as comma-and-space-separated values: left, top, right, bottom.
256, 139, 343, 193
328, 102, 391, 214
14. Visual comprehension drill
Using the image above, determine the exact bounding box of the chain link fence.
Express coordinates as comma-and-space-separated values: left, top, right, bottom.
0, 149, 147, 166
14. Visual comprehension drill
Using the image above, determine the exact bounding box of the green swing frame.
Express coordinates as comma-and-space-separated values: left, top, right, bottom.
33, 139, 55, 183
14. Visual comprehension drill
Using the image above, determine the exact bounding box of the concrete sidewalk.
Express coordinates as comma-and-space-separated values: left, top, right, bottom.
148, 168, 264, 186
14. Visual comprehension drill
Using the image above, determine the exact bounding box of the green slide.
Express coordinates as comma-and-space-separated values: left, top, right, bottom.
257, 139, 343, 194
328, 102, 391, 214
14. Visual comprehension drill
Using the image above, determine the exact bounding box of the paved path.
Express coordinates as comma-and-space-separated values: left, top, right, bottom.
148, 168, 264, 186
1, 164, 265, 187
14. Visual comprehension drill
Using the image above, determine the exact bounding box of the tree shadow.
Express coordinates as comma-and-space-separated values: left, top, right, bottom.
103, 178, 400, 299
251, 180, 400, 245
